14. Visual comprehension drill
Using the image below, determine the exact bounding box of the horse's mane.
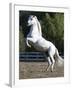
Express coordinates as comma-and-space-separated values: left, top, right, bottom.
34, 16, 42, 36
37, 21, 42, 36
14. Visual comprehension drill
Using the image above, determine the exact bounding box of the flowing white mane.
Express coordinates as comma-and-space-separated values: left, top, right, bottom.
36, 18, 42, 36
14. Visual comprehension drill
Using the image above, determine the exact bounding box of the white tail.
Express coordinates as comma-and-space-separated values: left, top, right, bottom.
55, 49, 64, 67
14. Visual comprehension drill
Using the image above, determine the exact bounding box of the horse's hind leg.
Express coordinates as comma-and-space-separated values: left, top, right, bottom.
49, 54, 55, 72
46, 57, 52, 71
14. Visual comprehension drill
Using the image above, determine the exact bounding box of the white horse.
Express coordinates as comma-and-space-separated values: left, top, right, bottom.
26, 15, 63, 72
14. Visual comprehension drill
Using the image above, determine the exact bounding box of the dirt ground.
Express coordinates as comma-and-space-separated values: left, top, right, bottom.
19, 61, 64, 79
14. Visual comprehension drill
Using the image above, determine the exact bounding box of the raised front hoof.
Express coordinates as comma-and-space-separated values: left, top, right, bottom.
28, 45, 31, 48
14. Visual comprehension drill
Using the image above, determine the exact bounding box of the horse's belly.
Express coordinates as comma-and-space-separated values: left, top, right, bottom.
34, 44, 48, 51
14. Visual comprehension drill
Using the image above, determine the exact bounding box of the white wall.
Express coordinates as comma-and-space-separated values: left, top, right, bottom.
0, 0, 72, 89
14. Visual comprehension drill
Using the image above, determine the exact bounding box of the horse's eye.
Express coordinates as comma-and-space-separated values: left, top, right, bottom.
31, 18, 33, 20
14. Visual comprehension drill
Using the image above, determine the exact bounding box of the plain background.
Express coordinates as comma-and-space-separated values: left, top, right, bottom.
0, 0, 72, 89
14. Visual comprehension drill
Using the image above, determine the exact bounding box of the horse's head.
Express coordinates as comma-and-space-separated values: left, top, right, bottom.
27, 15, 42, 36
27, 15, 37, 26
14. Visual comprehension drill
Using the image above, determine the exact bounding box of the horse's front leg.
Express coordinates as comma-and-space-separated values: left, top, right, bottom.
26, 37, 36, 47
26, 37, 31, 47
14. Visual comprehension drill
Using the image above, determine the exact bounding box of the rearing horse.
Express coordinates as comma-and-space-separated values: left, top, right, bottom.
26, 15, 63, 72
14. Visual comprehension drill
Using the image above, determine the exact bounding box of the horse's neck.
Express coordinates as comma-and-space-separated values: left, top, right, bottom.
30, 24, 39, 37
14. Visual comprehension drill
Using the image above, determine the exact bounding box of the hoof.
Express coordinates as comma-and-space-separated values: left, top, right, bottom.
51, 70, 53, 72
46, 68, 49, 71
51, 69, 53, 72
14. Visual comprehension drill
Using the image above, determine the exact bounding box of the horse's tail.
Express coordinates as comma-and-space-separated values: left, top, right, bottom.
55, 49, 64, 67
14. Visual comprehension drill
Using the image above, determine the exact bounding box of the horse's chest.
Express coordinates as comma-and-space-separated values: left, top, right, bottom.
30, 26, 39, 35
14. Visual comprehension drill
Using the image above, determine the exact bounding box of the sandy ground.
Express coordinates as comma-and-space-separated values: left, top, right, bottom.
19, 61, 64, 79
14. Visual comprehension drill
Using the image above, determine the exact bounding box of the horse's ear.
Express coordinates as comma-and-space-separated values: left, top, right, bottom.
32, 15, 35, 17
33, 15, 37, 19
